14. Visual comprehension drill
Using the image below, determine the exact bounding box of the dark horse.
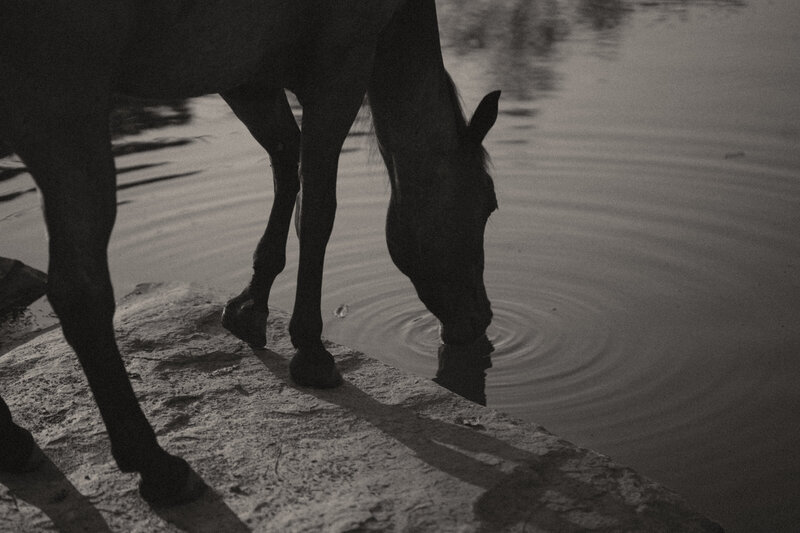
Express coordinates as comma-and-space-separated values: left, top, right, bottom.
0, 0, 499, 505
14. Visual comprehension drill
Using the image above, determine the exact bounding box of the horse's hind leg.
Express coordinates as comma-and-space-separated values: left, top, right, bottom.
220, 85, 300, 347
7, 91, 203, 505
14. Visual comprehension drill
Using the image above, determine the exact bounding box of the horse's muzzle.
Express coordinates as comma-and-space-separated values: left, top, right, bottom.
440, 314, 491, 345
439, 285, 492, 346
413, 271, 492, 346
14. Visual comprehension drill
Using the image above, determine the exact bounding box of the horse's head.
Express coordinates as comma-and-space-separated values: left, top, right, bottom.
384, 91, 500, 346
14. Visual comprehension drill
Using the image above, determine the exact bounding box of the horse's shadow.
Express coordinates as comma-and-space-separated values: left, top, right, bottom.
0, 448, 249, 533
151, 483, 250, 533
0, 450, 112, 533
254, 348, 613, 533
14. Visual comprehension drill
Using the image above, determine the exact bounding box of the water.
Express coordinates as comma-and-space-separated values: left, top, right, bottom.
2, 1, 799, 531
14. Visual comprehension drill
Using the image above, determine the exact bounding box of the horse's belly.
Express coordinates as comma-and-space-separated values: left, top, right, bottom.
116, 1, 302, 98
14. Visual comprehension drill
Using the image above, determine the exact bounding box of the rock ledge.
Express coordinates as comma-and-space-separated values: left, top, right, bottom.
0, 283, 723, 532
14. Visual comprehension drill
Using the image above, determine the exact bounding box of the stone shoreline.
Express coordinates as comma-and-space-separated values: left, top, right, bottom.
0, 282, 723, 532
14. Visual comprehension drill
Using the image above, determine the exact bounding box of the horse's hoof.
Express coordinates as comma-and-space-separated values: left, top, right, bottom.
221, 297, 268, 348
290, 347, 342, 388
139, 454, 206, 506
0, 424, 44, 473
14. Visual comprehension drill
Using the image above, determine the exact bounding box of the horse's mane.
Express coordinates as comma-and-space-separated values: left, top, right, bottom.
364, 69, 493, 190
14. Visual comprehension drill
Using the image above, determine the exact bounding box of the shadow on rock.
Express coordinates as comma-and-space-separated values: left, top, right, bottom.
254, 347, 723, 533
0, 448, 112, 533
152, 480, 251, 533
0, 446, 249, 533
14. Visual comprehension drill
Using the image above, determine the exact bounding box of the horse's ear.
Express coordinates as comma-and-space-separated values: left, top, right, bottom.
467, 90, 501, 145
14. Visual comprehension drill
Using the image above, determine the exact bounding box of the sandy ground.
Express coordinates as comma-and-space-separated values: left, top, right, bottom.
0, 283, 722, 532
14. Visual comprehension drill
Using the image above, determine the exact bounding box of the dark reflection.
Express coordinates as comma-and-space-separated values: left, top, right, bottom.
112, 138, 193, 157
433, 336, 494, 406
109, 94, 191, 139
0, 166, 26, 183
439, 0, 564, 101
115, 170, 200, 191
576, 0, 746, 30
577, 0, 632, 31
436, 0, 745, 102
439, 0, 560, 54
117, 162, 169, 175
493, 0, 562, 100
0, 187, 35, 204
0, 96, 193, 190
110, 96, 194, 157
574, 0, 746, 58
574, 0, 632, 59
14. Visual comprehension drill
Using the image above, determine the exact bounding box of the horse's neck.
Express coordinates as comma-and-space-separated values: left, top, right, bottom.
368, 0, 462, 157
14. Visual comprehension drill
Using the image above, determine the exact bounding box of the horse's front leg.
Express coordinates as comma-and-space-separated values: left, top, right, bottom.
220, 85, 300, 347
288, 49, 374, 388
7, 92, 203, 505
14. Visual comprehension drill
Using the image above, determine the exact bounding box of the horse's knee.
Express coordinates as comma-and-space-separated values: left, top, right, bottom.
47, 266, 115, 343
48, 267, 112, 313
273, 162, 300, 197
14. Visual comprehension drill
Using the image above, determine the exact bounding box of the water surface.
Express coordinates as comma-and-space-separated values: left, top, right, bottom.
2, 1, 799, 531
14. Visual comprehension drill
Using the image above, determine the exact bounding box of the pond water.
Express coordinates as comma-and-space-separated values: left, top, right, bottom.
2, 1, 799, 531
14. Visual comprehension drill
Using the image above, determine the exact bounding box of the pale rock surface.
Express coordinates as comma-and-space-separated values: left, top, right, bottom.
0, 283, 723, 532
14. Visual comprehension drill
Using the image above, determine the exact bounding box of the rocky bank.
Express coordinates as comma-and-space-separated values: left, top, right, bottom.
0, 282, 723, 532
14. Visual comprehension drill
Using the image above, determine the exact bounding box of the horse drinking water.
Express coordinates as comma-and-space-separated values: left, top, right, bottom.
0, 0, 499, 505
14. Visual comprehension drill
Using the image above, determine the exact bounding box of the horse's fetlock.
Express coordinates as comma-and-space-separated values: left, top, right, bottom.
253, 254, 286, 281
222, 293, 269, 347
110, 420, 161, 473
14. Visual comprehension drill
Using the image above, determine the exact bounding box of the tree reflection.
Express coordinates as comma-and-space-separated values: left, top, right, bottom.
435, 0, 745, 101
109, 95, 191, 138
1, 96, 192, 188
438, 0, 564, 101
577, 0, 632, 31
109, 95, 192, 157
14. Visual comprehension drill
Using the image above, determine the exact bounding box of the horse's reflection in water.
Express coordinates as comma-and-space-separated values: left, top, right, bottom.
434, 336, 494, 406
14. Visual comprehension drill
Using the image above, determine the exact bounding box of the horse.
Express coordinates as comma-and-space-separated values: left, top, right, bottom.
0, 0, 499, 506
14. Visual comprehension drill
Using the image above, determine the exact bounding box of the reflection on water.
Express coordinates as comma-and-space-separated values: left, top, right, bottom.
0, 96, 194, 204
109, 96, 194, 159
109, 95, 192, 139
438, 0, 748, 100
577, 0, 631, 31
434, 336, 495, 406
439, 0, 563, 100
